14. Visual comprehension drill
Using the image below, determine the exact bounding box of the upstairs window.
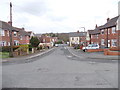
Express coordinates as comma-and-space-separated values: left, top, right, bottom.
101, 30, 104, 34
112, 27, 116, 34
0, 29, 5, 36
111, 39, 117, 47
101, 39, 105, 45
14, 32, 17, 37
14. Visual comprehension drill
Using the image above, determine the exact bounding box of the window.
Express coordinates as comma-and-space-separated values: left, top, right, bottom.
96, 34, 98, 39
14, 40, 19, 46
112, 27, 116, 33
72, 37, 74, 40
101, 39, 104, 45
0, 29, 5, 36
20, 36, 23, 40
108, 28, 110, 34
8, 42, 10, 46
7, 31, 9, 36
0, 41, 6, 46
101, 30, 104, 34
14, 32, 17, 37
111, 39, 117, 47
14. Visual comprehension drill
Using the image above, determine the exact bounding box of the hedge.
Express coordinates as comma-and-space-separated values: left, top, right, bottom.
0, 46, 20, 52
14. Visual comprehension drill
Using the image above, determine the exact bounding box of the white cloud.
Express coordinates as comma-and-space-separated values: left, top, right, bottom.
0, 0, 119, 33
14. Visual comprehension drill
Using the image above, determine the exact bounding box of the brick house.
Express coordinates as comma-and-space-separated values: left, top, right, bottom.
35, 34, 58, 47
15, 27, 30, 45
69, 31, 87, 46
0, 20, 19, 46
0, 20, 31, 47
89, 16, 120, 48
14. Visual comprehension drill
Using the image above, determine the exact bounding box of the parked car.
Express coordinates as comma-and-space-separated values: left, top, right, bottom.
82, 44, 99, 52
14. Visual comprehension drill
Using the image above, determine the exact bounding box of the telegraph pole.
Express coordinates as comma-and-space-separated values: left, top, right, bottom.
9, 2, 13, 57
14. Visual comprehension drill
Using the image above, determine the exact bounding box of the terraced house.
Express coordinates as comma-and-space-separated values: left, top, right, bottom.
89, 15, 120, 48
0, 20, 30, 47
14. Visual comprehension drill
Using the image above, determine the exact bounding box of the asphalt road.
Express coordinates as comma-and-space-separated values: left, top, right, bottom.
2, 47, 118, 88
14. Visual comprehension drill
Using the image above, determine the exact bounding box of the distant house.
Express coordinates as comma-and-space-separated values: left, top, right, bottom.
0, 20, 19, 46
27, 31, 35, 39
69, 31, 87, 46
35, 34, 58, 48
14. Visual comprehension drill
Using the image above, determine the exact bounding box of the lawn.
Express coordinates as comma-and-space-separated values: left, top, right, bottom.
0, 52, 9, 58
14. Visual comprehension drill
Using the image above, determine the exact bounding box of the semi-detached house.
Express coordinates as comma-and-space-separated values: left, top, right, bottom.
90, 16, 120, 48
0, 20, 30, 47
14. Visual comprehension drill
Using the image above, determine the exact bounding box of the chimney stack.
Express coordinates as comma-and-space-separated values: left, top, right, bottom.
95, 24, 98, 28
77, 30, 79, 33
107, 18, 110, 22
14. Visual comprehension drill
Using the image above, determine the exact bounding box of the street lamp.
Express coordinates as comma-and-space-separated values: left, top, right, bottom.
80, 27, 86, 46
80, 27, 85, 32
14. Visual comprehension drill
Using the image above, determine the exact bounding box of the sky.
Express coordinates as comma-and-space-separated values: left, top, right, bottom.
0, 0, 119, 34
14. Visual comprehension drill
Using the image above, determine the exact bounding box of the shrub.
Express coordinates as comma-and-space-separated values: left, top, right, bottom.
0, 46, 20, 52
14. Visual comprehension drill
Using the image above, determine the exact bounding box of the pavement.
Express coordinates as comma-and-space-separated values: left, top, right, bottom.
1, 47, 55, 63
67, 47, 119, 60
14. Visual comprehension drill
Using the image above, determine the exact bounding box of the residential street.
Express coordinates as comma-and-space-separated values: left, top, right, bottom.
2, 47, 118, 88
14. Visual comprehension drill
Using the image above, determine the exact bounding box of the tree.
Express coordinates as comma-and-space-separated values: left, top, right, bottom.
30, 37, 40, 47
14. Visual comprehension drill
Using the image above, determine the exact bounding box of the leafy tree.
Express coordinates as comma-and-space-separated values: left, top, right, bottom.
30, 37, 40, 47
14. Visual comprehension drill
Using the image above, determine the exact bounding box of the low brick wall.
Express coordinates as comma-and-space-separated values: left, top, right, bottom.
87, 49, 105, 52
104, 49, 120, 55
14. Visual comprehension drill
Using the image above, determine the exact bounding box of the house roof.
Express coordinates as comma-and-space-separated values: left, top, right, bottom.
102, 16, 119, 29
35, 34, 42, 37
0, 20, 18, 31
69, 32, 87, 37
14, 27, 30, 36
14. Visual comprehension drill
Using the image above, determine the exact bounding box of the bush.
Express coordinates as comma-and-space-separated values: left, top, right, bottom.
0, 46, 20, 52
37, 46, 42, 50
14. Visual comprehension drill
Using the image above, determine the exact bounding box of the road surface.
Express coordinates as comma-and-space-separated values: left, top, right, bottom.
2, 47, 118, 88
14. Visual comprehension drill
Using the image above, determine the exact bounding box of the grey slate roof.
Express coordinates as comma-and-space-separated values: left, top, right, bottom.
14, 27, 30, 36
102, 16, 119, 29
69, 32, 87, 37
0, 20, 18, 31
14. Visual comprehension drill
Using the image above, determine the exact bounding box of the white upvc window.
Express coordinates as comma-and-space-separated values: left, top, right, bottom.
111, 39, 117, 47
0, 41, 6, 46
108, 28, 110, 34
14, 40, 19, 46
101, 39, 104, 45
14, 32, 17, 37
8, 42, 10, 46
101, 29, 104, 34
112, 27, 116, 34
0, 29, 5, 36
7, 31, 9, 36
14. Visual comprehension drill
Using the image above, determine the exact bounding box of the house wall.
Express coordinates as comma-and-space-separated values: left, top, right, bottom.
69, 37, 79, 46
0, 29, 20, 46
90, 26, 119, 48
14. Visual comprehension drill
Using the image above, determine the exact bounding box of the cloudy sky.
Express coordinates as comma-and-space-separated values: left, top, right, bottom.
0, 0, 119, 33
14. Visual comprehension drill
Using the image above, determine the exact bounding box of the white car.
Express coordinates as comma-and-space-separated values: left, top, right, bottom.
82, 44, 99, 52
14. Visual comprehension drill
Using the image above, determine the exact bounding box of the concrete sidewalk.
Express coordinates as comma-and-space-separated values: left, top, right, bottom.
67, 47, 119, 60
1, 47, 55, 63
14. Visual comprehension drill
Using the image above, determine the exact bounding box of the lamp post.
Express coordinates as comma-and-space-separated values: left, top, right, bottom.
80, 27, 86, 46
9, 2, 13, 57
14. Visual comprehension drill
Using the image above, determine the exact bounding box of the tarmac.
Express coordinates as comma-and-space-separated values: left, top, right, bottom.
67, 47, 119, 60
